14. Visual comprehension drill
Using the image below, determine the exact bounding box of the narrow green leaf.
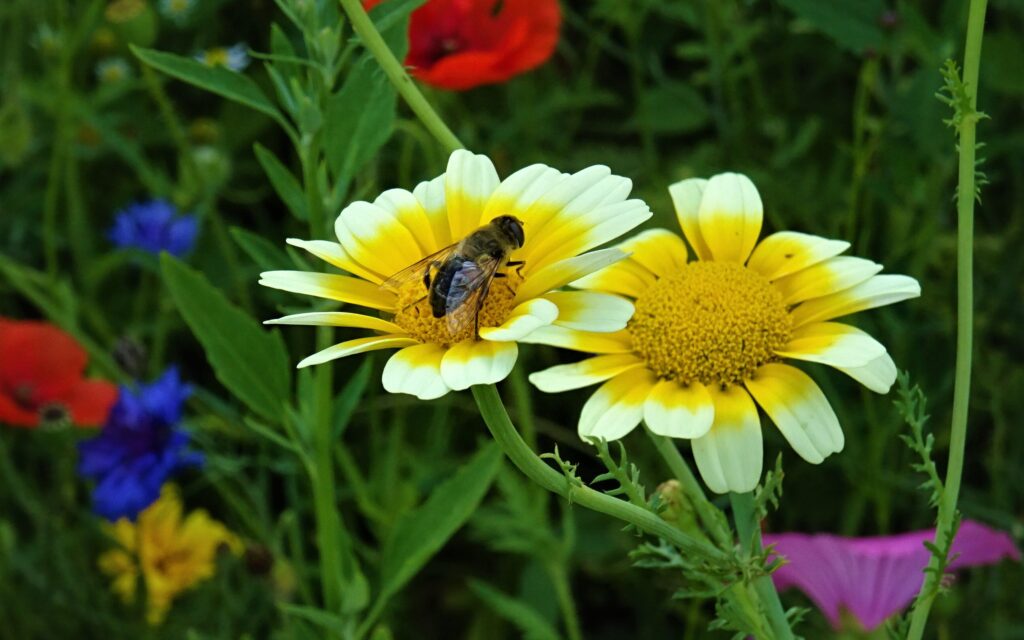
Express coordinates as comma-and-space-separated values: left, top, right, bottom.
468, 580, 564, 640
333, 359, 373, 439
277, 603, 346, 634
379, 443, 503, 600
323, 55, 397, 182
131, 46, 282, 121
253, 143, 308, 220
230, 226, 293, 272
161, 253, 291, 422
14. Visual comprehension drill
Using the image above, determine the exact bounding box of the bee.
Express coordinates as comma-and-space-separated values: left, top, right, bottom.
382, 215, 526, 339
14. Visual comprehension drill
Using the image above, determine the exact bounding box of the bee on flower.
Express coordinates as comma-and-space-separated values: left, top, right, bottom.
99, 485, 241, 625
260, 150, 651, 398
528, 173, 921, 493
194, 43, 250, 72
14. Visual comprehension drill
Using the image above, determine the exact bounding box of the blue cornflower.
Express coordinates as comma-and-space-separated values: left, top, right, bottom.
108, 199, 199, 257
78, 367, 203, 521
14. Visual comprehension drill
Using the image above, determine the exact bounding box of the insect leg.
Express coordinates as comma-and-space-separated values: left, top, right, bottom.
506, 260, 526, 277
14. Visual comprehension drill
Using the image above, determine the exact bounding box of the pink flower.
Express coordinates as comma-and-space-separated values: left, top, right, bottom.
763, 520, 1019, 631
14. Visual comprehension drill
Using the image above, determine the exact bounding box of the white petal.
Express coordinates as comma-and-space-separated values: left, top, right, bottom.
525, 199, 652, 272
772, 256, 883, 305
776, 322, 887, 368
382, 344, 450, 400
835, 351, 898, 393
519, 326, 633, 354
478, 298, 558, 342
571, 259, 657, 298
259, 271, 396, 310
745, 363, 844, 464
691, 385, 763, 494
746, 231, 850, 281
514, 248, 627, 305
373, 188, 440, 255
286, 238, 385, 284
445, 150, 500, 240
578, 369, 656, 442
297, 335, 417, 368
265, 312, 402, 333
335, 201, 424, 279
790, 274, 921, 327
643, 379, 714, 438
697, 173, 763, 264
482, 163, 567, 222
668, 177, 711, 260
543, 291, 634, 332
529, 354, 645, 393
439, 340, 518, 390
619, 229, 689, 278
412, 174, 452, 249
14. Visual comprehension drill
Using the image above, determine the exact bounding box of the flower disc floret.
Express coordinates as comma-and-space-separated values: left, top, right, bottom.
628, 261, 791, 386
393, 271, 524, 347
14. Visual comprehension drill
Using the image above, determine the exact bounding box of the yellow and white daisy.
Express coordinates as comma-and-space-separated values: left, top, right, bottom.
260, 150, 651, 399
527, 173, 920, 494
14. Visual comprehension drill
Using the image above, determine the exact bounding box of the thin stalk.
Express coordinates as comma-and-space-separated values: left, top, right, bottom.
905, 0, 987, 636
311, 327, 343, 617
337, 0, 464, 154
471, 384, 728, 562
729, 492, 794, 640
547, 562, 582, 640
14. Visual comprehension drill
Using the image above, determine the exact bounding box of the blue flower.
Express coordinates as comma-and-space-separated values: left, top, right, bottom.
108, 199, 198, 257
78, 367, 203, 521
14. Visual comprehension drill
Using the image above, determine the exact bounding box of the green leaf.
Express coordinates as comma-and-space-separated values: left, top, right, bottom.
379, 443, 503, 601
777, 0, 884, 54
368, 0, 425, 58
323, 55, 397, 182
253, 143, 308, 220
333, 359, 372, 439
161, 254, 292, 422
277, 603, 346, 634
230, 226, 293, 271
131, 46, 282, 121
468, 580, 563, 640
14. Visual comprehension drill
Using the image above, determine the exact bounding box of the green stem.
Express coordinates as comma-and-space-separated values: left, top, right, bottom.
337, 0, 464, 154
729, 492, 794, 640
644, 428, 731, 548
547, 562, 583, 640
311, 328, 343, 618
905, 0, 987, 636
471, 384, 728, 562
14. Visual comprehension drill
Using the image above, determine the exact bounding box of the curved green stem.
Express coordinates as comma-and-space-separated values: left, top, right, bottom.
337, 0, 464, 154
905, 0, 987, 636
471, 385, 729, 563
730, 492, 793, 640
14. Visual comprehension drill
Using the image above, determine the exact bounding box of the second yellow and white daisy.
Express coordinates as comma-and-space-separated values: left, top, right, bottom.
260, 150, 651, 399
527, 172, 920, 494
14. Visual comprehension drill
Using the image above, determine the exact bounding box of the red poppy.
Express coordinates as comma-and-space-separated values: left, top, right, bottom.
365, 0, 561, 90
0, 319, 117, 428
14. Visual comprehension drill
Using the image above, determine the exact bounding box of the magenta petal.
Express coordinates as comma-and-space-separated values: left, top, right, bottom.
763, 519, 1019, 631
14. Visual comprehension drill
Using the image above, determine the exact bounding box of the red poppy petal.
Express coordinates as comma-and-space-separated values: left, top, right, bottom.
0, 393, 40, 428
0, 320, 88, 399
413, 50, 508, 90
63, 379, 119, 428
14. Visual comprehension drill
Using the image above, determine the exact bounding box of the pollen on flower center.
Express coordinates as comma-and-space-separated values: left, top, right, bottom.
628, 261, 791, 386
392, 270, 524, 347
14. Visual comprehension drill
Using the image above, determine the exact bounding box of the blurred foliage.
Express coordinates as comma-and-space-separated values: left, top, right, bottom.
1, 0, 1022, 637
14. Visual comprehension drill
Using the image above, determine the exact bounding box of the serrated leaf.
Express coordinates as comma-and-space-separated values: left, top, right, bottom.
379, 443, 503, 601
468, 580, 563, 640
161, 254, 291, 422
132, 46, 282, 121
777, 0, 884, 54
253, 143, 308, 220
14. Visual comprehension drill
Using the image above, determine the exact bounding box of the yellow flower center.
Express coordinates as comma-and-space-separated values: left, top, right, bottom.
392, 270, 523, 347
203, 48, 230, 67
628, 261, 791, 386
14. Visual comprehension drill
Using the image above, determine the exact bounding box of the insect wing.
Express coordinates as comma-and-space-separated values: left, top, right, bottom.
380, 243, 459, 293
444, 255, 502, 337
